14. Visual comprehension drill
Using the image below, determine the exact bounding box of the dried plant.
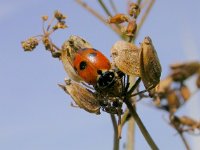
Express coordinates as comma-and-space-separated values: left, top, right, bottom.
21, 1, 199, 150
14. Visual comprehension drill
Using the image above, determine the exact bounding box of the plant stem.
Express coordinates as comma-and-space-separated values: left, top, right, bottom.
135, 0, 155, 39
110, 114, 120, 150
109, 0, 118, 14
98, 0, 112, 16
76, 0, 121, 36
179, 132, 190, 150
124, 99, 159, 150
126, 117, 135, 150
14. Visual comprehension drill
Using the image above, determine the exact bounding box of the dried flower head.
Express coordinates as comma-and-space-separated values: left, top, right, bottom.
128, 3, 140, 18
42, 15, 48, 21
21, 37, 39, 51
54, 10, 67, 21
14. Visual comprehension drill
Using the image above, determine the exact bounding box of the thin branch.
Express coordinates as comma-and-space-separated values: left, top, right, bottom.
98, 0, 112, 16
124, 98, 159, 150
76, 0, 122, 36
179, 132, 190, 150
110, 114, 120, 150
126, 117, 135, 150
134, 0, 155, 39
109, 0, 118, 14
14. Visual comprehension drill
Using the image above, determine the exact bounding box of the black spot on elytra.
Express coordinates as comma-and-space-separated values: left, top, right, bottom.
79, 61, 87, 70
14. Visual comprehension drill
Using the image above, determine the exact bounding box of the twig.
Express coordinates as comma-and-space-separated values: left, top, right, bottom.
98, 0, 112, 16
76, 0, 121, 36
110, 114, 120, 150
109, 0, 118, 14
178, 132, 190, 150
134, 0, 155, 39
124, 98, 159, 150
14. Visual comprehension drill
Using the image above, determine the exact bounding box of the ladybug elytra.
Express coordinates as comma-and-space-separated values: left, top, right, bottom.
73, 48, 113, 86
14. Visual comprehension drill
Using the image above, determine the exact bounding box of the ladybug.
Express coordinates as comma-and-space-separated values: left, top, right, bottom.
73, 48, 115, 87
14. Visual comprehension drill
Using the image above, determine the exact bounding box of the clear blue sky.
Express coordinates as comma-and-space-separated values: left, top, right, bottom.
1, 0, 200, 150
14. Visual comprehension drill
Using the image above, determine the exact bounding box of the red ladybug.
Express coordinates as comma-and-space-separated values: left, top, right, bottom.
73, 48, 111, 85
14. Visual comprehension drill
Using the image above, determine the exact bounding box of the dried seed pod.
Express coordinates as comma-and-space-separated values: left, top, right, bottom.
167, 90, 180, 113
54, 10, 67, 21
196, 73, 200, 88
60, 50, 82, 82
170, 61, 200, 82
125, 20, 137, 36
42, 16, 48, 21
60, 35, 92, 82
179, 116, 199, 128
180, 84, 190, 101
150, 76, 173, 98
128, 3, 140, 18
111, 41, 140, 76
59, 79, 100, 114
107, 14, 129, 24
61, 35, 92, 62
140, 36, 162, 90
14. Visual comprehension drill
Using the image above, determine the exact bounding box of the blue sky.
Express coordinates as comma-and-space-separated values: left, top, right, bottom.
1, 0, 200, 150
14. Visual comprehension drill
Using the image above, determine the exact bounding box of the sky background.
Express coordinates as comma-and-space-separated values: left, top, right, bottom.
1, 0, 200, 150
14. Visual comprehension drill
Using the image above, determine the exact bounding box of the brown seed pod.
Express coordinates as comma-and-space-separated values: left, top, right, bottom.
125, 20, 137, 36
196, 73, 200, 88
107, 14, 129, 24
140, 36, 162, 90
60, 35, 92, 82
179, 116, 199, 128
170, 61, 200, 82
128, 3, 140, 18
167, 90, 180, 113
111, 40, 141, 76
61, 35, 92, 62
180, 84, 190, 101
59, 79, 100, 114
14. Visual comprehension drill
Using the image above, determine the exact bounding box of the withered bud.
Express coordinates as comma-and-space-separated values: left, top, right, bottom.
180, 84, 190, 101
125, 20, 137, 36
170, 61, 200, 82
42, 15, 48, 21
129, 3, 140, 18
53, 21, 67, 30
107, 14, 129, 24
179, 116, 200, 128
196, 73, 200, 88
59, 79, 100, 114
42, 36, 53, 51
21, 37, 39, 51
167, 90, 180, 113
54, 10, 67, 21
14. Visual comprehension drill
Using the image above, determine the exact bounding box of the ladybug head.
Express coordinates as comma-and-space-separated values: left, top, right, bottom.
96, 70, 115, 89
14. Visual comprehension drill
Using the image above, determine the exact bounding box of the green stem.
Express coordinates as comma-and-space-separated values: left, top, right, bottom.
124, 99, 159, 150
98, 0, 112, 16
